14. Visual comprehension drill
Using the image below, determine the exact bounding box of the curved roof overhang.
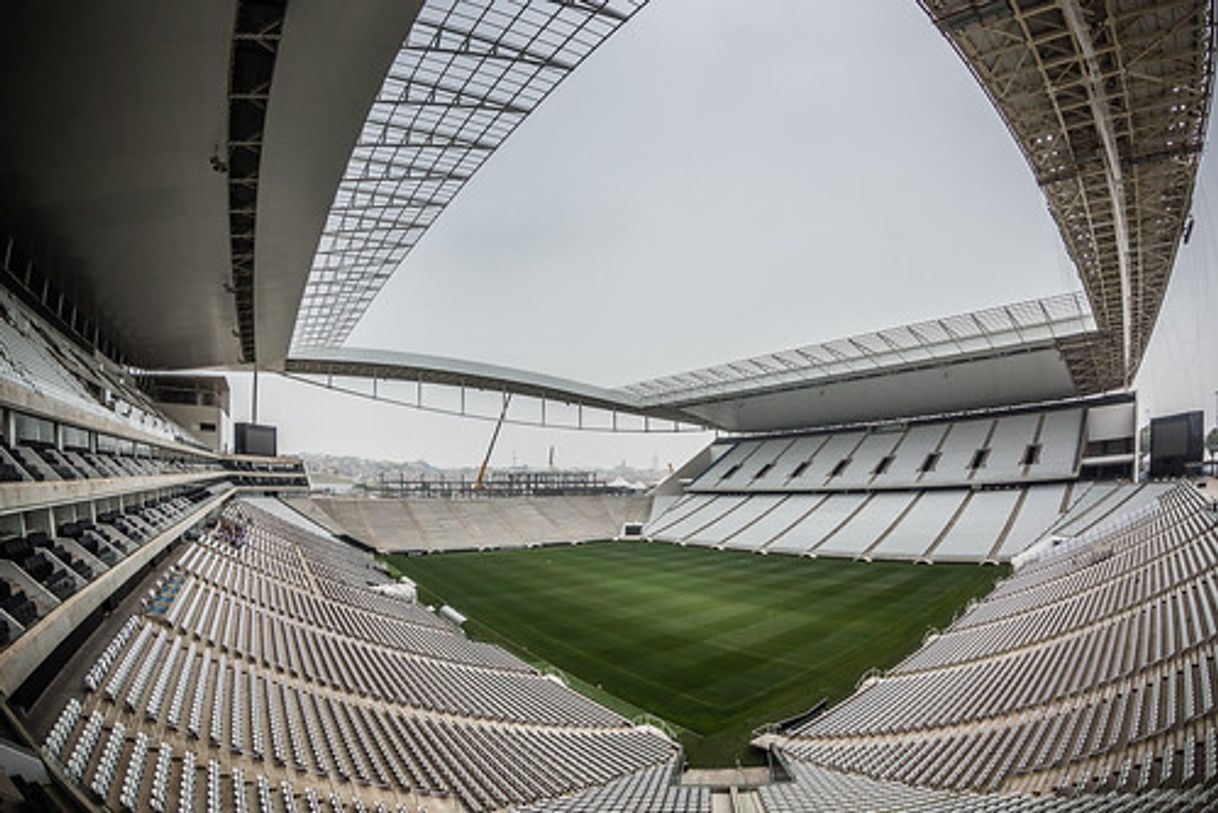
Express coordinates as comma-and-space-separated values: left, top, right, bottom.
288, 0, 649, 352
252, 1, 426, 368
0, 3, 239, 368
2, 1, 1212, 396
622, 292, 1116, 431
0, 2, 423, 369
283, 294, 1116, 433
285, 0, 1215, 387
284, 345, 686, 422
919, 0, 1216, 386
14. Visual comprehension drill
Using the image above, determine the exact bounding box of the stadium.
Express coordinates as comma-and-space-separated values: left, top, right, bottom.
0, 0, 1217, 811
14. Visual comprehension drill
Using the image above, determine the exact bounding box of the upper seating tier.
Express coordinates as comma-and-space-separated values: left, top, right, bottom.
690, 406, 1086, 494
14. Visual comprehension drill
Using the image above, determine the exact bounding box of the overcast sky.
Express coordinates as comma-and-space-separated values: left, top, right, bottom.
228, 0, 1218, 469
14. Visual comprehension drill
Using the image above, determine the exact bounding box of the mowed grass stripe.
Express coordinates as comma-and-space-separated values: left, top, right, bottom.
386, 541, 1004, 767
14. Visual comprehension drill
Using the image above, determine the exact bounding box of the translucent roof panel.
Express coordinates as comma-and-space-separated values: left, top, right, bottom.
878, 326, 924, 351
974, 307, 1015, 333
623, 292, 1097, 405
291, 0, 648, 350
940, 313, 983, 339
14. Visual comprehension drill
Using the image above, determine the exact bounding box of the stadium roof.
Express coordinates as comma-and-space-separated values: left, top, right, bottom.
919, 0, 1216, 387
290, 0, 647, 352
284, 345, 681, 420
0, 2, 421, 369
287, 293, 1116, 432
1, 1, 1214, 407
287, 0, 1214, 393
624, 293, 1097, 406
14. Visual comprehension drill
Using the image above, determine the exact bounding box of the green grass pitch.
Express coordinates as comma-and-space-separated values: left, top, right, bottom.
384, 541, 1005, 768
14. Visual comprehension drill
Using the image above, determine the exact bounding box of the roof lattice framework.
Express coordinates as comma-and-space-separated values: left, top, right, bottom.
290, 0, 647, 350
624, 292, 1097, 407
288, 0, 1216, 405
918, 0, 1216, 387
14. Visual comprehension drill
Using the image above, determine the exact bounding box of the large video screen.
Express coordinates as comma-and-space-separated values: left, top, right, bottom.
1152, 417, 1190, 457
235, 423, 277, 457
1149, 411, 1203, 477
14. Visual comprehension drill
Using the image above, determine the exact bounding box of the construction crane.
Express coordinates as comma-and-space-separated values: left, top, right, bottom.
474, 393, 512, 491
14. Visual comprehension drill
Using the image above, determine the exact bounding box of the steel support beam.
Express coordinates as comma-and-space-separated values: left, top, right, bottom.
1060, 0, 1133, 384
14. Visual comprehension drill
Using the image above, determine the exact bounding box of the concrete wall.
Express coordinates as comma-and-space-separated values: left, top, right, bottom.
295, 494, 652, 552
279, 496, 352, 537
1087, 402, 1136, 442
155, 402, 227, 452
0, 472, 224, 514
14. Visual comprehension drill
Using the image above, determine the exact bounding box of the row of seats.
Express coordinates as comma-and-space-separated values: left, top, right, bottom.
0, 438, 217, 483
785, 703, 1218, 794
71, 629, 677, 809
690, 407, 1084, 494
218, 512, 443, 629
84, 616, 141, 691
645, 481, 1174, 564
1, 575, 39, 630
1, 533, 84, 600
797, 632, 1218, 740
758, 758, 1218, 812
896, 520, 1218, 673
767, 483, 1218, 801
975, 493, 1215, 623
43, 708, 418, 813
42, 498, 689, 812
519, 760, 710, 812
116, 594, 618, 734
0, 290, 184, 442
176, 540, 514, 667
